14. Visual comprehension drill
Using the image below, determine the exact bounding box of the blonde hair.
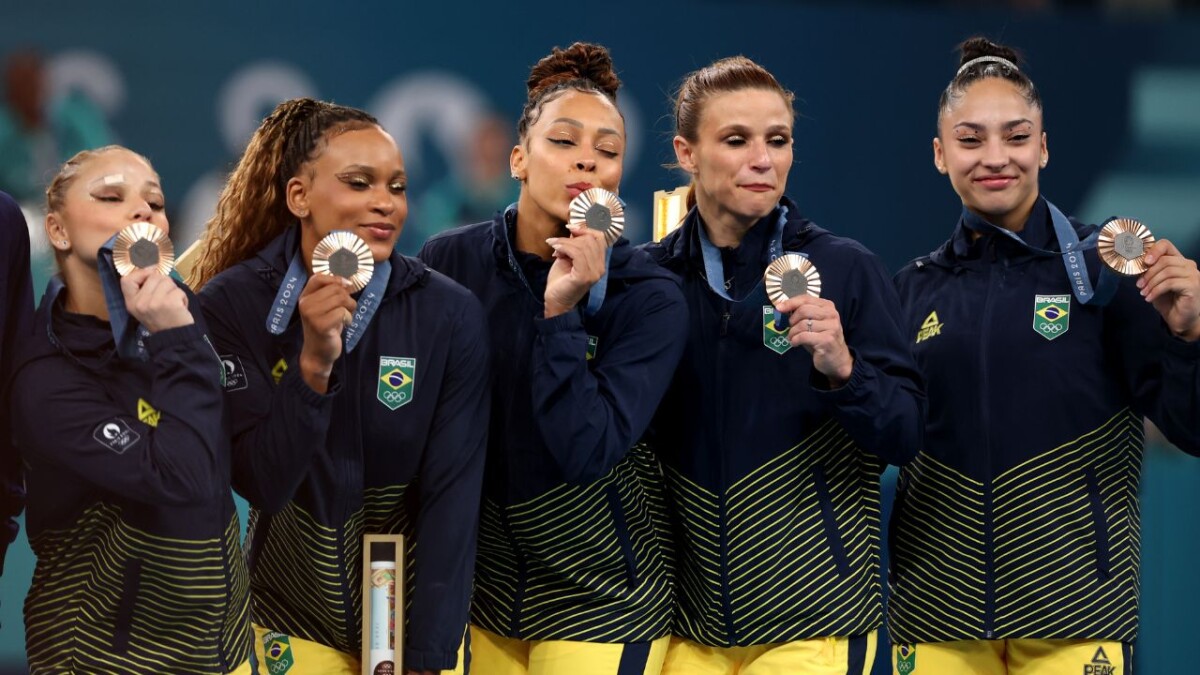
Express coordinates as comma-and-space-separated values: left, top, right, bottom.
45, 145, 154, 269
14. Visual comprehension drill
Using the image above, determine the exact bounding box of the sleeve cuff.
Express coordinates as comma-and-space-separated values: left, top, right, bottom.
1164, 331, 1200, 357
811, 349, 869, 401
534, 308, 584, 335
144, 323, 207, 354
279, 357, 342, 406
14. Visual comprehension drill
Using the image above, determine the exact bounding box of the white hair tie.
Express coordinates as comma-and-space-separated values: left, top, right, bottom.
957, 56, 1018, 77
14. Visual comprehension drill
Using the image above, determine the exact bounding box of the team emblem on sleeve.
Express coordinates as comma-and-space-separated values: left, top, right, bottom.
762, 305, 793, 355
1033, 294, 1071, 341
137, 398, 161, 428
377, 356, 416, 410
92, 419, 141, 454
219, 354, 248, 392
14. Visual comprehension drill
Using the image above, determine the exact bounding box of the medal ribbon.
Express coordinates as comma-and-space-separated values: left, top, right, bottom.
961, 199, 1118, 306
501, 203, 612, 319
696, 204, 797, 329
97, 232, 152, 361
266, 231, 391, 354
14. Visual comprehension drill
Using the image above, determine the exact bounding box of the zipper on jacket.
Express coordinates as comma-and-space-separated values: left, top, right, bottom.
501, 511, 528, 637
980, 256, 998, 639
340, 353, 361, 651
716, 297, 736, 643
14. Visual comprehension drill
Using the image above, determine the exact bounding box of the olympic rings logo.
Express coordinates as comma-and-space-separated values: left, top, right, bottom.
769, 335, 790, 349
1038, 321, 1064, 334
381, 391, 409, 403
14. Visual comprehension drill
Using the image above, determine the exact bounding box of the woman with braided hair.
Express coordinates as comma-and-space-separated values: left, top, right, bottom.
419, 42, 687, 675
191, 98, 489, 675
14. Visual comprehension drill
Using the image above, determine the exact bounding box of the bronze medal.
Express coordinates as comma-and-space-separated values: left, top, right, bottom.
1098, 218, 1155, 276
112, 221, 175, 277
312, 231, 374, 292
764, 253, 821, 304
568, 187, 625, 246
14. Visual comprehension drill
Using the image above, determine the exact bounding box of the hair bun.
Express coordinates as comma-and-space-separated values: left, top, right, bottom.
959, 37, 1023, 69
527, 42, 621, 100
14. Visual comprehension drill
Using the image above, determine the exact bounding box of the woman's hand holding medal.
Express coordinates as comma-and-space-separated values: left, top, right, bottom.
544, 188, 623, 318
765, 253, 853, 388
1138, 239, 1200, 341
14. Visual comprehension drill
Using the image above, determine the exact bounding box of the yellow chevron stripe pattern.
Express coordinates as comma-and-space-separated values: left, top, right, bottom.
667, 419, 884, 647
472, 444, 674, 642
889, 410, 1144, 643
992, 410, 1142, 639
25, 504, 250, 674
247, 485, 415, 655
888, 450, 987, 643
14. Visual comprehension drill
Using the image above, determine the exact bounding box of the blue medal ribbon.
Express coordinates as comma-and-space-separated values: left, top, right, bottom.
96, 232, 152, 361
695, 204, 796, 329
265, 230, 391, 354
961, 199, 1118, 306
501, 203, 613, 319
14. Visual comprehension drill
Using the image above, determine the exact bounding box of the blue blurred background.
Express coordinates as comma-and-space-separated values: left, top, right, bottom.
2, 1, 1199, 673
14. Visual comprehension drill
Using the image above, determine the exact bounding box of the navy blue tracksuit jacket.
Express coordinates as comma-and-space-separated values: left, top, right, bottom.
200, 226, 489, 671
641, 198, 925, 648
419, 207, 687, 643
11, 280, 251, 673
889, 197, 1200, 645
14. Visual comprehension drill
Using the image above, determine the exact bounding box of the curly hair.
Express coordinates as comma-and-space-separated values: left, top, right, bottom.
188, 98, 377, 289
517, 42, 622, 142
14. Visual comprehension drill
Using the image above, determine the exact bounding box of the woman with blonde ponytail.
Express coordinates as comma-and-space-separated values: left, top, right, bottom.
196, 98, 489, 675
11, 146, 254, 674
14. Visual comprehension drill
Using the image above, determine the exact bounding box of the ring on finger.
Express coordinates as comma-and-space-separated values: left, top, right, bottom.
806, 318, 814, 332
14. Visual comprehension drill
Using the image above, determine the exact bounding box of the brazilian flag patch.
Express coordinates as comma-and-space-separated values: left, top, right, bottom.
377, 356, 416, 411
262, 631, 294, 673
762, 305, 792, 355
1033, 294, 1070, 341
896, 643, 916, 674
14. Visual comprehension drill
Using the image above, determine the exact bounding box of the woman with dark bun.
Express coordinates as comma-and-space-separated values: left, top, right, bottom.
419, 43, 687, 675
888, 37, 1200, 674
191, 98, 489, 675
11, 146, 253, 673
640, 56, 924, 674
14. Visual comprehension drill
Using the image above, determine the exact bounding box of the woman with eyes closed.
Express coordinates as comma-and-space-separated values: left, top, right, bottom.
887, 38, 1200, 675
10, 146, 254, 674
190, 98, 489, 675
639, 56, 924, 675
418, 43, 687, 675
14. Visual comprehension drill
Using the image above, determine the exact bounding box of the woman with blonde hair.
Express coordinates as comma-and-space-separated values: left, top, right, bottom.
11, 145, 253, 673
